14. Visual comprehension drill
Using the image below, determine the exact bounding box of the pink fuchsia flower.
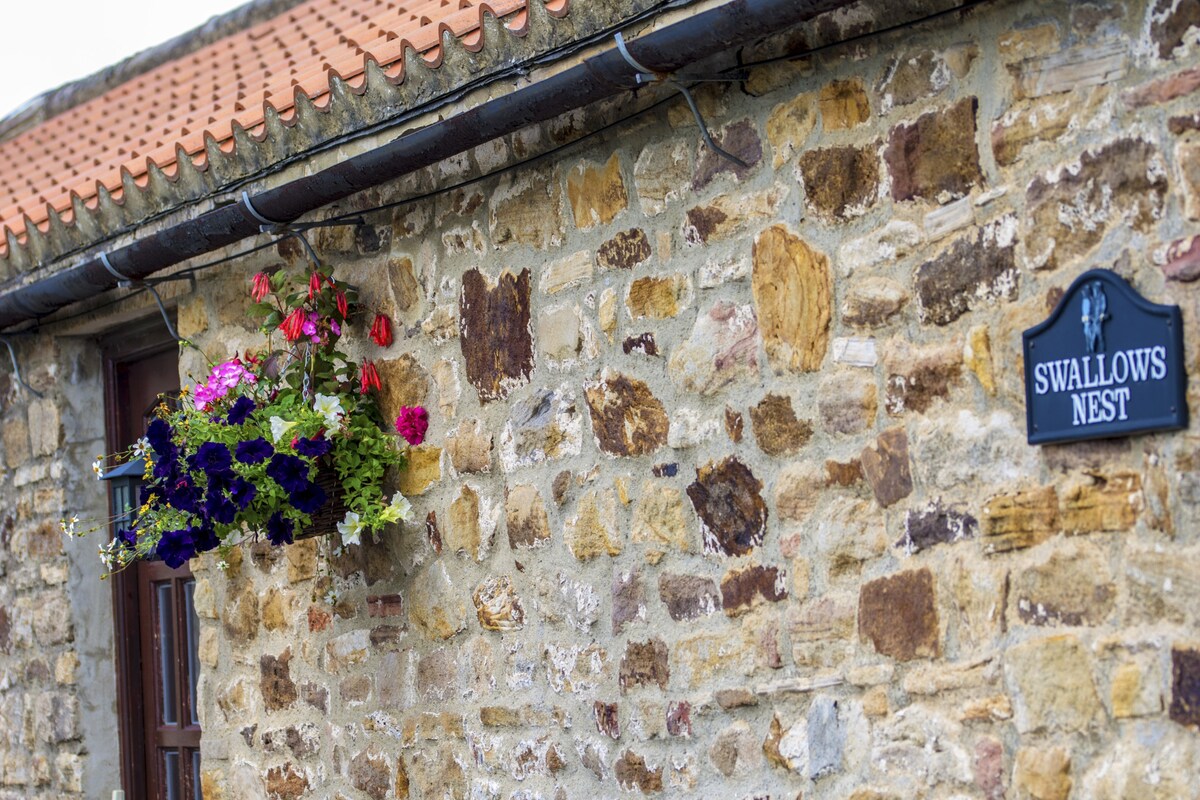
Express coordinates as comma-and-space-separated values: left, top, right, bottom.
395, 406, 428, 446
251, 272, 271, 302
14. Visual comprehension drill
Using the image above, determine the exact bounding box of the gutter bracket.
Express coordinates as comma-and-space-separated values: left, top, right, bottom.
612, 32, 749, 169
99, 252, 134, 289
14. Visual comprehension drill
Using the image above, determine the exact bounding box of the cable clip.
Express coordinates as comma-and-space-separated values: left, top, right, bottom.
99, 252, 134, 289
241, 191, 289, 233
0, 337, 43, 398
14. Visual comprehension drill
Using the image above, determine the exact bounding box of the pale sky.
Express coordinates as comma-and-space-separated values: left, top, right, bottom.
0, 0, 254, 119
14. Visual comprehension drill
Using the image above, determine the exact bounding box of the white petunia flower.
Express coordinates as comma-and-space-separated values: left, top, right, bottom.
337, 511, 364, 546
380, 491, 414, 524
313, 393, 345, 431
269, 416, 299, 443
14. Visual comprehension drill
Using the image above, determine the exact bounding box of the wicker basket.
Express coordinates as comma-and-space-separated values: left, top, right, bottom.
296, 463, 348, 540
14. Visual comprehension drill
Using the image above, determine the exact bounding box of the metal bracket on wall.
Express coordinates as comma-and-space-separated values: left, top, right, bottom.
612, 31, 750, 169
100, 251, 193, 343
0, 336, 43, 398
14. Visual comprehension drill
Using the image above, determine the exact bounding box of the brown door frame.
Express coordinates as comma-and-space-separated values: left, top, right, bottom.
102, 318, 180, 800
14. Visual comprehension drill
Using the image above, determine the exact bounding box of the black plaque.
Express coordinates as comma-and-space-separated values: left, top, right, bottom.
1023, 269, 1187, 445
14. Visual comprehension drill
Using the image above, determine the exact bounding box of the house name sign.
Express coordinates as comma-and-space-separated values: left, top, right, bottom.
1023, 269, 1187, 445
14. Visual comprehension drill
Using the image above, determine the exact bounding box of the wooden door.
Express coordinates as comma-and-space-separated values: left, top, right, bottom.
105, 323, 202, 800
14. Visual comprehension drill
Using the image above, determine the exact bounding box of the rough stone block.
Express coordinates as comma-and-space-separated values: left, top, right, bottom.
885, 97, 981, 201
1006, 635, 1102, 732
859, 567, 940, 661
567, 153, 628, 229
752, 225, 831, 373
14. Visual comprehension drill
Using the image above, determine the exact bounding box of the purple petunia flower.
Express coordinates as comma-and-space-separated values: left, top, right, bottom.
236, 437, 273, 464
229, 478, 257, 510
157, 528, 196, 569
265, 512, 294, 546
294, 437, 332, 458
192, 442, 232, 474
116, 528, 137, 549
226, 396, 256, 425
287, 481, 327, 515
266, 454, 310, 493
192, 525, 220, 553
146, 418, 173, 455
204, 491, 237, 525
167, 478, 201, 515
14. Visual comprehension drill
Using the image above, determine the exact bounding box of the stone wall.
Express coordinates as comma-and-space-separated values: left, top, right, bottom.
7, 0, 1200, 797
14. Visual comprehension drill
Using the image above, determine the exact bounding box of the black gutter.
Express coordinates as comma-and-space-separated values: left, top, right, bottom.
0, 0, 850, 330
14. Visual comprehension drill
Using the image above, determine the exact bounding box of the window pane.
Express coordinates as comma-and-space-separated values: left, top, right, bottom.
163, 749, 181, 800
184, 580, 200, 726
156, 582, 178, 725
193, 749, 203, 800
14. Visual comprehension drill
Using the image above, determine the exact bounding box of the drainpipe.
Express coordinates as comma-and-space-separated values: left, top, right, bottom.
0, 0, 852, 330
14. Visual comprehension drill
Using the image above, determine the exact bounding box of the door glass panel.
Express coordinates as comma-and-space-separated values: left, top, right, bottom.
156, 582, 178, 725
193, 749, 203, 799
163, 749, 181, 800
184, 580, 200, 726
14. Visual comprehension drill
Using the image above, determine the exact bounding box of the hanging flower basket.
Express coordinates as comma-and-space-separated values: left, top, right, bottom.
75, 260, 427, 574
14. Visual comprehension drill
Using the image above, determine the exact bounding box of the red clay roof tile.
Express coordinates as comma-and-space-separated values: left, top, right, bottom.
0, 0, 536, 244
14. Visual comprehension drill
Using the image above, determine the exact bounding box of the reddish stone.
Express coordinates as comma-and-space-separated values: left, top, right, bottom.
264, 764, 308, 800
612, 569, 646, 635
261, 650, 298, 711
687, 457, 768, 557
885, 97, 981, 201
594, 701, 620, 739
619, 638, 670, 692
614, 750, 663, 794
367, 594, 403, 618
683, 205, 729, 245
426, 511, 442, 554
974, 737, 1004, 800
915, 225, 1017, 326
666, 701, 692, 737
598, 228, 652, 270
1123, 66, 1200, 108
459, 268, 533, 403
720, 565, 788, 617
825, 459, 863, 487
858, 567, 940, 661
1163, 236, 1200, 282
350, 750, 391, 800
369, 625, 404, 648
860, 428, 914, 508
301, 682, 327, 713
306, 606, 330, 633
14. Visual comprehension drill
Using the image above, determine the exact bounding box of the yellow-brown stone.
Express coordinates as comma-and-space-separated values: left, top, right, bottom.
1013, 746, 1071, 800
375, 354, 430, 422
627, 274, 687, 320
566, 153, 628, 229
565, 489, 622, 561
766, 92, 817, 167
982, 486, 1059, 553
819, 78, 870, 130
398, 446, 441, 496
752, 225, 831, 373
447, 484, 486, 561
1060, 472, 1142, 534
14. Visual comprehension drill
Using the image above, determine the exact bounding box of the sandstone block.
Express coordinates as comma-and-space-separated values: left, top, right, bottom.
1007, 635, 1102, 732
631, 482, 694, 558
820, 78, 870, 130
683, 186, 785, 245
490, 166, 564, 249
499, 386, 582, 472
799, 145, 880, 221
1170, 646, 1200, 727
1013, 746, 1071, 800
982, 486, 1059, 553
916, 218, 1018, 325
658, 573, 720, 621
445, 419, 491, 475
634, 139, 691, 216
720, 564, 787, 617
843, 277, 909, 328
668, 302, 758, 394
567, 153, 628, 229
584, 372, 669, 457
749, 393, 812, 456
884, 338, 963, 415
885, 97, 981, 201
899, 499, 977, 553
565, 489, 622, 561
614, 750, 662, 793
860, 428, 914, 508
506, 484, 550, 549
1013, 542, 1114, 626
819, 371, 877, 435
789, 594, 856, 668
1025, 139, 1166, 270
619, 638, 670, 692
752, 225, 831, 373
766, 92, 817, 167
1060, 472, 1142, 534
539, 304, 582, 362
473, 576, 525, 631
408, 561, 468, 640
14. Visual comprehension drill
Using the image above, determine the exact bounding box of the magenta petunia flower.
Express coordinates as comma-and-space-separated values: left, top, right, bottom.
395, 406, 428, 446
